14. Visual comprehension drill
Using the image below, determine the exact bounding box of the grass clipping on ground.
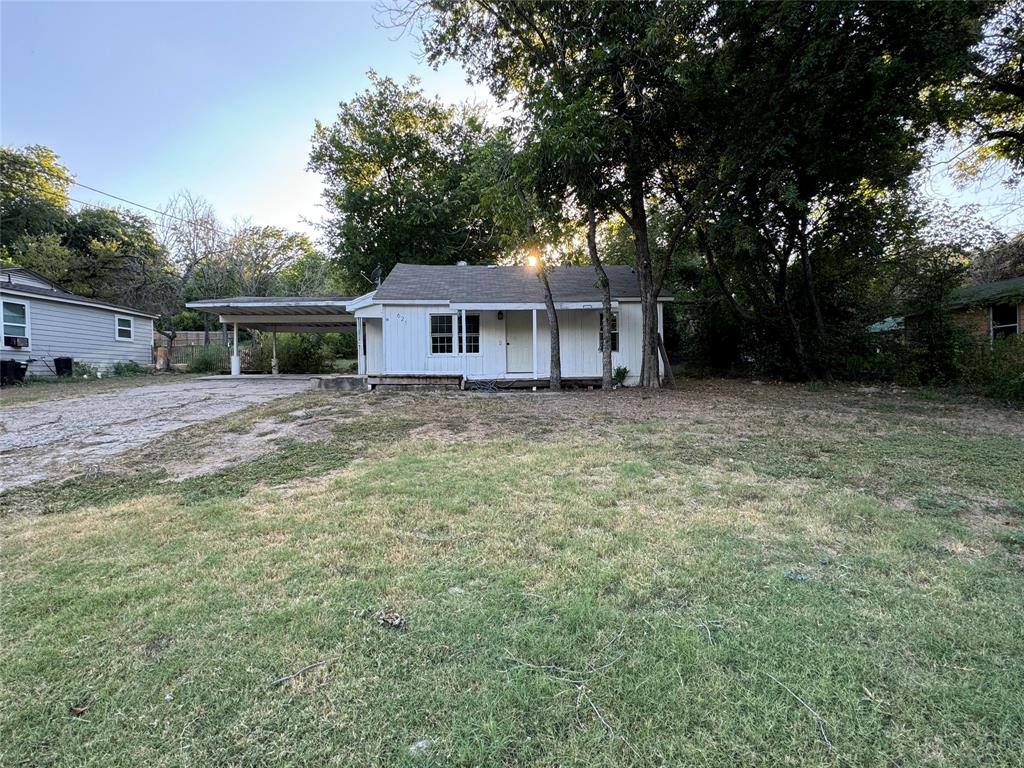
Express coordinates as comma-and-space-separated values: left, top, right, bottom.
2, 381, 1022, 767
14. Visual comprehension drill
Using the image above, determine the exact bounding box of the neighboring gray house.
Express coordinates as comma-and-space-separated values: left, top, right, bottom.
1, 267, 156, 377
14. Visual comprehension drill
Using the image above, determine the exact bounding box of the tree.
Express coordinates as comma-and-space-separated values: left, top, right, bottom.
225, 224, 311, 296
948, 1, 1024, 182
277, 247, 345, 296
686, 1, 992, 379
309, 72, 505, 288
587, 207, 613, 390
403, 1, 705, 387
59, 207, 170, 311
0, 145, 72, 255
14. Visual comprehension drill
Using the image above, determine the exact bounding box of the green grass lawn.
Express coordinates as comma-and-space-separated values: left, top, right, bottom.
1, 381, 1022, 767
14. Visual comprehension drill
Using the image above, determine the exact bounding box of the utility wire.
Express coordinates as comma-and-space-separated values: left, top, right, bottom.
5, 177, 238, 256
13, 164, 235, 240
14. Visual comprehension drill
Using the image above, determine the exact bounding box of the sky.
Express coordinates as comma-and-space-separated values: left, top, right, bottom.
2, 1, 1020, 241
1, 1, 491, 239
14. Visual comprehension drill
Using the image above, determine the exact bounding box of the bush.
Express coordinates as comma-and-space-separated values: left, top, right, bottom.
110, 361, 147, 377
188, 347, 229, 374
322, 332, 357, 359
954, 335, 1024, 402
72, 361, 98, 378
613, 366, 629, 386
250, 333, 330, 374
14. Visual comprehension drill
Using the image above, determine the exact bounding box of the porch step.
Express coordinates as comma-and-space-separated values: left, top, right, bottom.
312, 375, 369, 392
367, 375, 463, 390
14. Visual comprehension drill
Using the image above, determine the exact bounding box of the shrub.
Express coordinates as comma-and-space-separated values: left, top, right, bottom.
954, 334, 1024, 402
322, 332, 357, 359
72, 361, 98, 378
250, 334, 330, 374
188, 347, 229, 374
111, 361, 147, 377
613, 366, 629, 386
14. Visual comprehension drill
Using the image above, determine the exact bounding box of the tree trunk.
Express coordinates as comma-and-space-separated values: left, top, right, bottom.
587, 207, 614, 390
155, 328, 177, 372
203, 313, 210, 346
797, 221, 831, 380
539, 269, 561, 391
627, 179, 660, 388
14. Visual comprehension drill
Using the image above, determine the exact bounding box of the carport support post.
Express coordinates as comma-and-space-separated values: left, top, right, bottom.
230, 322, 241, 376
271, 331, 278, 376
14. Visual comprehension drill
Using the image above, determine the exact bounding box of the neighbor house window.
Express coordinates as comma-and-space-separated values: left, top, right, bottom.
2, 300, 29, 348
598, 312, 619, 352
460, 314, 480, 354
991, 304, 1019, 339
430, 314, 454, 354
115, 315, 134, 341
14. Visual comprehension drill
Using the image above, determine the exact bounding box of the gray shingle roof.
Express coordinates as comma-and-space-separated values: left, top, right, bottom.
949, 276, 1024, 308
1, 279, 159, 318
373, 263, 670, 303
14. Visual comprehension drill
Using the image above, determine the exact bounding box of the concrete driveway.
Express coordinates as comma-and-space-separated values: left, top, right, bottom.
0, 378, 315, 493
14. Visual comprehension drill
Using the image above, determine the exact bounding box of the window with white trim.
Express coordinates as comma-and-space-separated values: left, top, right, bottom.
598, 312, 619, 352
460, 314, 480, 354
2, 300, 30, 348
991, 303, 1019, 339
430, 314, 454, 354
115, 315, 134, 341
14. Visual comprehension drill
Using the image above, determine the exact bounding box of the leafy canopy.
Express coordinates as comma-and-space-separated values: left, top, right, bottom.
309, 71, 505, 288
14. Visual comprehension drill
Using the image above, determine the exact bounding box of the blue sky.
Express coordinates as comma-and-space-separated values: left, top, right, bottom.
2, 1, 1019, 240
1, 1, 489, 237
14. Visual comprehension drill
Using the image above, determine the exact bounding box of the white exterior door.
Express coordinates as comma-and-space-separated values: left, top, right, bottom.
505, 311, 533, 373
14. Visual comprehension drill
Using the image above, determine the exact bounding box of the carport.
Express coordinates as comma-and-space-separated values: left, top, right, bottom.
186, 296, 355, 376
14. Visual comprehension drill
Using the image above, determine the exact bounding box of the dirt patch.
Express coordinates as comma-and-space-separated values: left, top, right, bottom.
0, 378, 315, 491
160, 415, 341, 481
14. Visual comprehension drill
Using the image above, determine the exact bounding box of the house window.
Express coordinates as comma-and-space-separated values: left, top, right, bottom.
460, 314, 480, 354
430, 314, 454, 354
115, 315, 134, 341
2, 300, 30, 348
599, 312, 619, 352
991, 304, 1019, 339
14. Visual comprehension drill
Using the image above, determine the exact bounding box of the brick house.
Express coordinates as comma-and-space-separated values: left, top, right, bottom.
947, 276, 1023, 342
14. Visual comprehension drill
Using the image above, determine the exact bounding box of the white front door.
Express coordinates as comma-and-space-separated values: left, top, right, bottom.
505, 311, 533, 373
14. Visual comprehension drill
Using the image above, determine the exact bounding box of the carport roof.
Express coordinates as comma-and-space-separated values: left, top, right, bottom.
186, 296, 356, 333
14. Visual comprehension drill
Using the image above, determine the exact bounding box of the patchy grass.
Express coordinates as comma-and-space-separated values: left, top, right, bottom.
0, 372, 199, 406
1, 380, 1022, 767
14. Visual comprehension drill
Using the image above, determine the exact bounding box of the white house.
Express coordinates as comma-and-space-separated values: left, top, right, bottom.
1, 266, 156, 377
186, 263, 671, 386
351, 263, 670, 386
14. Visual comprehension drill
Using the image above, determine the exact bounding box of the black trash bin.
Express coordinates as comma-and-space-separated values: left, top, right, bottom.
0, 359, 29, 385
55, 356, 74, 377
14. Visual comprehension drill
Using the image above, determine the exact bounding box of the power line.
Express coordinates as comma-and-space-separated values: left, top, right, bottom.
5, 178, 238, 256
17, 164, 235, 239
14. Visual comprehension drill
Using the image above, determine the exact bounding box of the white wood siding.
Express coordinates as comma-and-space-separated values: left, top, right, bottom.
377, 302, 653, 384
0, 294, 154, 376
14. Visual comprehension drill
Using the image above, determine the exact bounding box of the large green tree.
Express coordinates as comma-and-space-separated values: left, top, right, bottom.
948, 0, 1024, 180
406, 1, 707, 387
684, 1, 992, 378
309, 72, 504, 289
0, 145, 72, 255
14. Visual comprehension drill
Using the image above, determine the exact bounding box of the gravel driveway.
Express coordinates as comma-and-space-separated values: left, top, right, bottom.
0, 378, 315, 493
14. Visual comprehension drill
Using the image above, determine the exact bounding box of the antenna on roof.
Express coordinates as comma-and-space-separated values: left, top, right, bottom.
358, 263, 384, 288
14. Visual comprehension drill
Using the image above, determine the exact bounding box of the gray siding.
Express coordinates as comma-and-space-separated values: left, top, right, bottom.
3, 269, 56, 290
2, 294, 154, 376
